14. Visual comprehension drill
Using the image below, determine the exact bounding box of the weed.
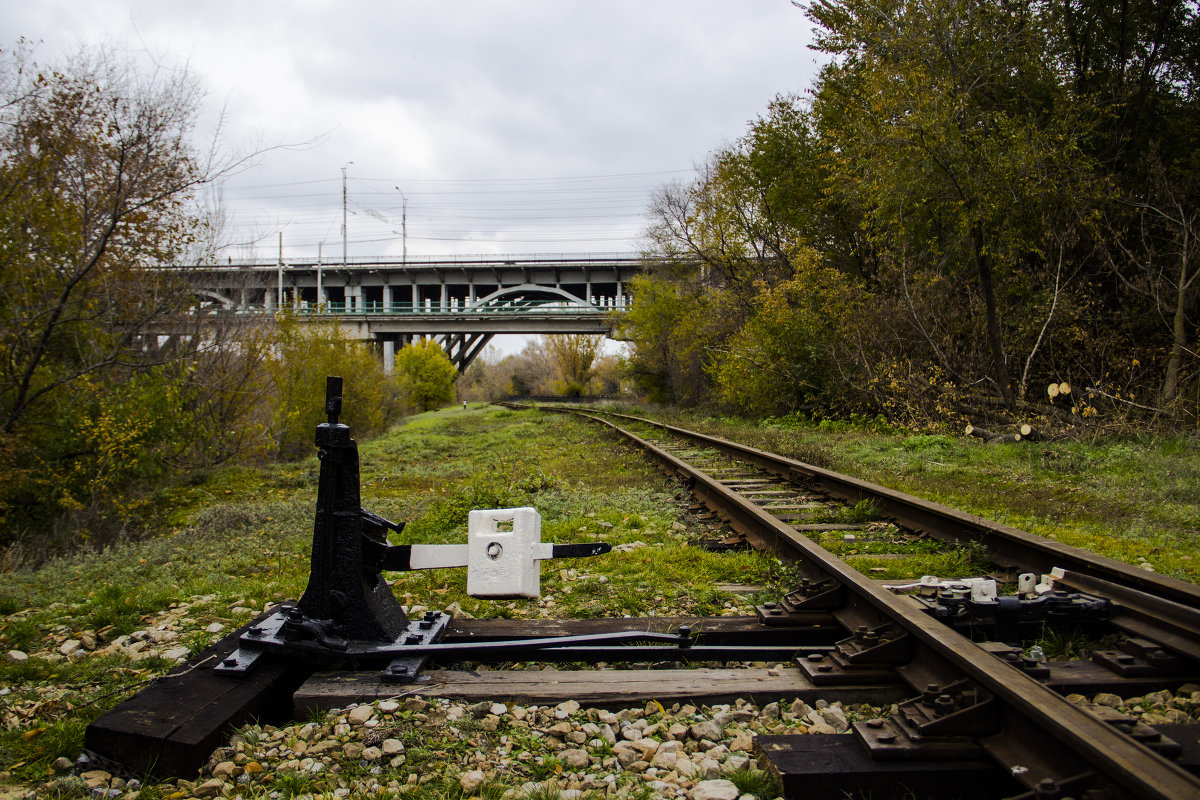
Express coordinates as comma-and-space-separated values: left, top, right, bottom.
480, 782, 510, 800
273, 771, 323, 798
522, 782, 568, 800
529, 753, 564, 781
839, 498, 879, 524
726, 765, 783, 798
1027, 624, 1112, 660
0, 614, 40, 651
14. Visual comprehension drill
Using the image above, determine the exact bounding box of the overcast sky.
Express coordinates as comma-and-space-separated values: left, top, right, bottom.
5, 1, 823, 262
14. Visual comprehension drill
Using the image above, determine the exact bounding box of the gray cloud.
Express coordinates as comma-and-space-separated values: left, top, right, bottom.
2, 1, 821, 258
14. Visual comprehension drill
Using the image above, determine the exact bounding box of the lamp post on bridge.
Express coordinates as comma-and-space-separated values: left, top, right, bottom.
342, 161, 354, 311
342, 163, 354, 268
394, 186, 408, 265
277, 231, 284, 309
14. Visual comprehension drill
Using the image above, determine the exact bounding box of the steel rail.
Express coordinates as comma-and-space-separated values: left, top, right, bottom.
583, 409, 1200, 615
537, 406, 1200, 800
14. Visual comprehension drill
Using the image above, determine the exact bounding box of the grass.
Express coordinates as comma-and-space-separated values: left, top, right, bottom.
1, 399, 1195, 793
726, 764, 783, 798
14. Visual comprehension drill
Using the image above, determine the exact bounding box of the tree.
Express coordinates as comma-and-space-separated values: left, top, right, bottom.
1103, 154, 1199, 406
543, 334, 603, 396
394, 339, 458, 412
0, 43, 247, 545
616, 274, 723, 405
0, 45, 212, 435
708, 249, 871, 415
807, 0, 1103, 408
264, 313, 398, 459
1059, 0, 1200, 408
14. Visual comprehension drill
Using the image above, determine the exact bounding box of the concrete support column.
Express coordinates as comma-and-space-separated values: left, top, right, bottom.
383, 340, 395, 374
440, 282, 448, 312
411, 283, 419, 309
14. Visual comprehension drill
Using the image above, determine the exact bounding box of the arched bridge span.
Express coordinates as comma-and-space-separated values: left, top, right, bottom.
174, 253, 647, 371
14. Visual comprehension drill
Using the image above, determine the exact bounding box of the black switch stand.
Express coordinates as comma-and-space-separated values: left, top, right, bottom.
293, 376, 409, 643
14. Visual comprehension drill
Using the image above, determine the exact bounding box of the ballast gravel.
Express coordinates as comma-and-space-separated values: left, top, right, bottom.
28, 685, 1200, 799
40, 692, 871, 799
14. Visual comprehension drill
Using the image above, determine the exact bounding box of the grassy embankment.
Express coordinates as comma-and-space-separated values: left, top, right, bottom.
0, 402, 1197, 794
0, 405, 773, 791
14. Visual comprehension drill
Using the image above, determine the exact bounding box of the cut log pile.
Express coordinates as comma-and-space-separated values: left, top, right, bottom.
964, 421, 1043, 443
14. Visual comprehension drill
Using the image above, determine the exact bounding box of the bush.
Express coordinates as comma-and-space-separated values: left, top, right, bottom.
394, 339, 458, 412
264, 313, 402, 460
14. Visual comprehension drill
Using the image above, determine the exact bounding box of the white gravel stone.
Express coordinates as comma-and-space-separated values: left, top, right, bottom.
690, 720, 723, 741
194, 778, 225, 798
347, 705, 374, 725
613, 744, 642, 768
726, 755, 752, 772
729, 731, 755, 751
692, 778, 741, 800
820, 705, 849, 733
460, 770, 486, 793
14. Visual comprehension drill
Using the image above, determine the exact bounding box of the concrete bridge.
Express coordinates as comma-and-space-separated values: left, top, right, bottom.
174, 253, 645, 371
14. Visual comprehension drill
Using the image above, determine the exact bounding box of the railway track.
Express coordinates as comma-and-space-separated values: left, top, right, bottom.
85, 395, 1200, 800
511, 403, 1200, 800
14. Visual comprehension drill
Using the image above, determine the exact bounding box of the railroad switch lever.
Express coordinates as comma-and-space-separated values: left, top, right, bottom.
216, 376, 627, 682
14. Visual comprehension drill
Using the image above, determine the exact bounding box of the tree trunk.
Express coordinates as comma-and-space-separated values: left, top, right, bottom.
1160, 225, 1190, 405
974, 231, 1015, 408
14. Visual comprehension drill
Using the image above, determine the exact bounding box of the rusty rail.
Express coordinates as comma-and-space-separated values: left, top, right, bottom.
514, 403, 1200, 800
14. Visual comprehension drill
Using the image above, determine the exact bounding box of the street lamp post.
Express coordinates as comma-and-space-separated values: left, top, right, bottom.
317, 241, 324, 312
395, 186, 408, 264
342, 161, 353, 310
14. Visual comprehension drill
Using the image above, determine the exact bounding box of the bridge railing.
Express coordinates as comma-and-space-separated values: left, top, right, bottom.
175, 252, 652, 271
196, 300, 621, 316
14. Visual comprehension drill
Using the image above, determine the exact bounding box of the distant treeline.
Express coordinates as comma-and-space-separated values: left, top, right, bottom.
620, 0, 1199, 432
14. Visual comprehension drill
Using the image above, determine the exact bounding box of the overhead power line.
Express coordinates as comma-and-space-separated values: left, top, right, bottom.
218, 167, 691, 257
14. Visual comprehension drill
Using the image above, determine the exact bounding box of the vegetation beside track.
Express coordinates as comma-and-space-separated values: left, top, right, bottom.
605, 404, 1200, 586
